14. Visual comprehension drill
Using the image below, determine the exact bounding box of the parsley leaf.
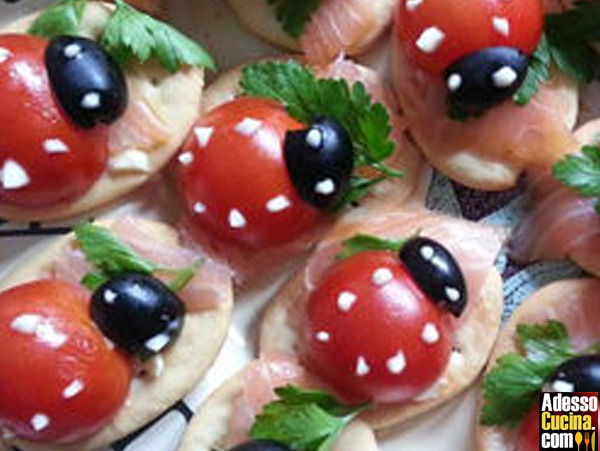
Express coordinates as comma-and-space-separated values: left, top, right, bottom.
336, 234, 406, 260
240, 60, 401, 207
267, 0, 323, 39
250, 385, 367, 451
101, 0, 215, 72
553, 145, 600, 213
74, 223, 200, 292
513, 34, 551, 105
481, 320, 577, 426
29, 0, 88, 38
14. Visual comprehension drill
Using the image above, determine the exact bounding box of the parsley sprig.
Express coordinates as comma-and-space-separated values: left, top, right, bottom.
250, 385, 368, 451
240, 60, 402, 208
336, 234, 407, 260
553, 145, 600, 214
514, 3, 600, 104
74, 223, 201, 292
29, 0, 214, 72
481, 321, 582, 426
267, 0, 323, 39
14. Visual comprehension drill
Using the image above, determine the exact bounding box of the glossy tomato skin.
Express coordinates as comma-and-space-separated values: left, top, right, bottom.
0, 34, 108, 208
0, 280, 132, 443
517, 406, 540, 451
302, 251, 452, 404
178, 97, 320, 249
396, 0, 544, 74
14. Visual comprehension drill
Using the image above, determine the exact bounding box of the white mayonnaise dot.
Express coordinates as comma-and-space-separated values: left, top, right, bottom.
31, 414, 50, 432
43, 138, 69, 154
445, 286, 461, 302
306, 128, 322, 149
177, 152, 194, 166
235, 117, 263, 136
355, 356, 370, 377
316, 331, 330, 342
492, 16, 510, 37
416, 27, 445, 54
81, 92, 101, 110
62, 379, 85, 399
1, 159, 30, 190
420, 245, 435, 260
228, 209, 247, 229
337, 291, 358, 312
492, 66, 518, 88
314, 178, 336, 195
266, 195, 291, 213
422, 323, 440, 344
193, 202, 207, 214
194, 126, 214, 148
406, 0, 423, 11
104, 289, 117, 304
372, 268, 394, 286
0, 47, 12, 63
63, 43, 82, 59
447, 73, 462, 92
387, 351, 407, 375
36, 322, 67, 349
10, 314, 42, 335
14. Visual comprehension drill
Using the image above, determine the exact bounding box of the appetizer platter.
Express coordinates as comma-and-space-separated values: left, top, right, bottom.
0, 0, 598, 450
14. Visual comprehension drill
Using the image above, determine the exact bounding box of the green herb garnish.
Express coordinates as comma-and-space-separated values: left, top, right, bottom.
481, 321, 579, 426
74, 223, 200, 292
240, 60, 401, 208
553, 145, 600, 214
250, 385, 368, 451
513, 34, 552, 105
266, 0, 323, 39
336, 234, 406, 260
29, 0, 214, 73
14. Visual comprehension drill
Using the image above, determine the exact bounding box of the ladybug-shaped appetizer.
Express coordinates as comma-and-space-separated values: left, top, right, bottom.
176, 58, 422, 279
0, 0, 211, 221
225, 0, 396, 64
258, 209, 505, 428
0, 218, 232, 449
477, 279, 600, 451
391, 0, 598, 191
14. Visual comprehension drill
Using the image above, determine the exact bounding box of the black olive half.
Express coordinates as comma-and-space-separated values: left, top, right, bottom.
544, 355, 600, 393
227, 440, 293, 451
45, 36, 128, 129
399, 237, 467, 317
91, 273, 185, 360
284, 117, 354, 210
443, 46, 529, 117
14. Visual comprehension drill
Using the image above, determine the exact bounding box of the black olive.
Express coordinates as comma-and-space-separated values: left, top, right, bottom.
443, 46, 529, 116
544, 355, 600, 393
45, 36, 128, 129
91, 273, 185, 360
399, 237, 467, 317
227, 440, 293, 451
284, 117, 354, 210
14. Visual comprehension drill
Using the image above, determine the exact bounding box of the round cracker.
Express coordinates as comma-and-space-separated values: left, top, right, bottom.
259, 264, 503, 431
225, 0, 394, 58
476, 278, 600, 451
0, 2, 204, 222
177, 363, 379, 451
0, 219, 233, 451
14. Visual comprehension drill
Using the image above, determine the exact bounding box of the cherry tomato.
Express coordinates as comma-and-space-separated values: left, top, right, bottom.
518, 406, 540, 451
0, 280, 132, 443
301, 251, 452, 404
178, 97, 320, 249
0, 34, 108, 208
396, 0, 544, 74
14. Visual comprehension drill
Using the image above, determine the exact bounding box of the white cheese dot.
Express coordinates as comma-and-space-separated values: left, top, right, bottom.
306, 128, 322, 149
387, 351, 407, 375
447, 74, 462, 92
228, 209, 247, 229
177, 152, 194, 166
10, 314, 42, 335
422, 323, 440, 344
420, 245, 435, 260
81, 92, 101, 110
194, 126, 214, 148
31, 414, 50, 432
316, 331, 330, 342
193, 202, 207, 214
145, 333, 170, 353
1, 159, 30, 190
36, 322, 67, 349
104, 289, 117, 304
63, 43, 82, 59
43, 138, 69, 154
337, 291, 358, 312
372, 268, 393, 286
62, 379, 85, 399
0, 47, 12, 63
235, 117, 263, 136
355, 356, 370, 377
492, 66, 518, 88
109, 150, 151, 173
492, 16, 510, 37
266, 195, 291, 213
445, 286, 461, 302
314, 178, 336, 195
552, 380, 575, 393
406, 0, 423, 11
416, 27, 445, 54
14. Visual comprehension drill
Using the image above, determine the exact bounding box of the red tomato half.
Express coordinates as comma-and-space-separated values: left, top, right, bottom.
0, 280, 132, 443
0, 34, 108, 208
178, 97, 320, 249
518, 407, 540, 451
302, 251, 452, 404
396, 0, 544, 74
